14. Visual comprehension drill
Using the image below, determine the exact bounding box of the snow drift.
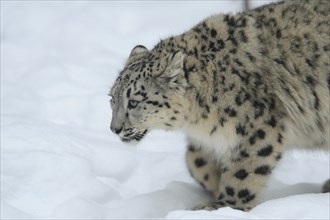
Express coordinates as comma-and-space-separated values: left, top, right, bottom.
1, 1, 329, 219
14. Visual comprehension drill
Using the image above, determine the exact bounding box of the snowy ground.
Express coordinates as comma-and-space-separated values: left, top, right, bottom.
1, 1, 329, 219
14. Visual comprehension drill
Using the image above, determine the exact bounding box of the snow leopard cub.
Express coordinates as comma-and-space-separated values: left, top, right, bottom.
109, 0, 329, 211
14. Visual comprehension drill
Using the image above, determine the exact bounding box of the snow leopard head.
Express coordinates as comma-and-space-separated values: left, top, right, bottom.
109, 45, 188, 143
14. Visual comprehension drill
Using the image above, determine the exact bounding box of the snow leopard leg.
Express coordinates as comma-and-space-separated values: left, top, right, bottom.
186, 144, 221, 196
193, 126, 284, 211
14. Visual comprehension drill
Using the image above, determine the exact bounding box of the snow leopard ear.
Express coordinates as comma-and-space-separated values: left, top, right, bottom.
157, 51, 187, 91
130, 45, 149, 57
164, 51, 185, 78
126, 45, 149, 65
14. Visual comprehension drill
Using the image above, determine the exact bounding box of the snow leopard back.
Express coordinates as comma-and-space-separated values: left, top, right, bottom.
151, 0, 330, 150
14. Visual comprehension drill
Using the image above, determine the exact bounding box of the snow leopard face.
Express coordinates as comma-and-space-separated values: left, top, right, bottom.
109, 45, 187, 143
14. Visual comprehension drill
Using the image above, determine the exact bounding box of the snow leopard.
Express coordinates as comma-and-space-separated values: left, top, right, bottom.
109, 0, 330, 211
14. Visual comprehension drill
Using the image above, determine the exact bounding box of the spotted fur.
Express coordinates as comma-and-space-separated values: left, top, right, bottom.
110, 0, 330, 211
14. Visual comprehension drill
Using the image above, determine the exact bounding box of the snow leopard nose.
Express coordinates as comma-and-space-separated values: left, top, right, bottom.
110, 126, 123, 135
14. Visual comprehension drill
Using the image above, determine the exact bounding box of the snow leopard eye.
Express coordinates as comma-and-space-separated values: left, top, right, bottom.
128, 100, 139, 109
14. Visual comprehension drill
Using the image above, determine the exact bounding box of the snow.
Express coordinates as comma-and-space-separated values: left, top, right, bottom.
1, 1, 329, 219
